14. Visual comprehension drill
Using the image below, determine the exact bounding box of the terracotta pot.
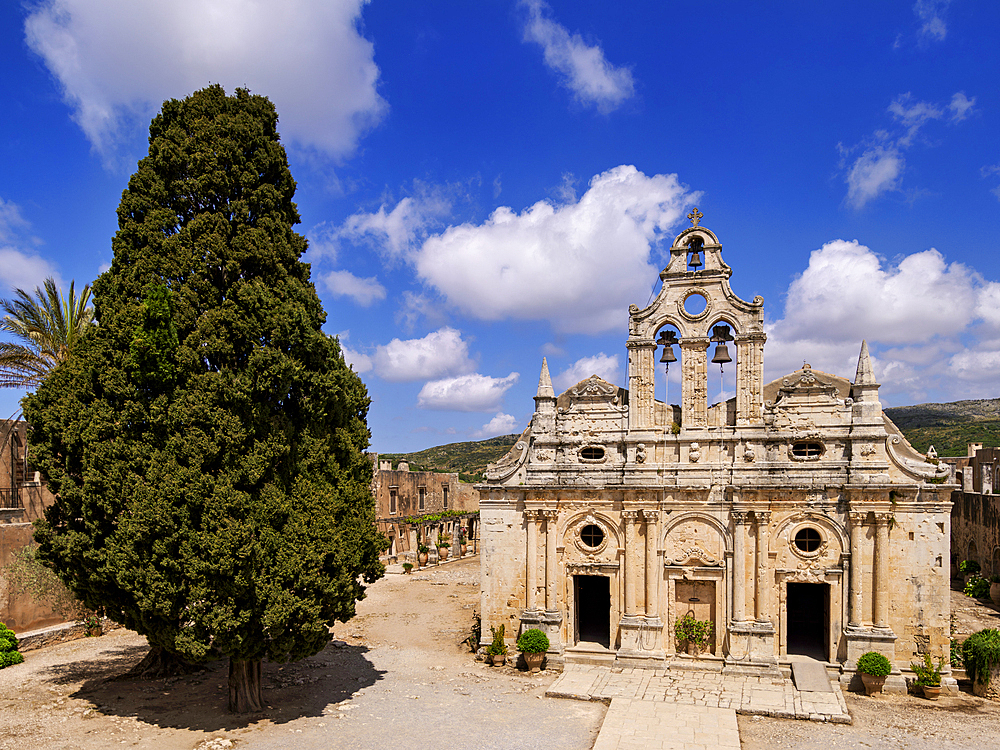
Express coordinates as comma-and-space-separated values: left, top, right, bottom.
685, 640, 706, 656
417, 552, 428, 567
523, 651, 545, 673
922, 684, 942, 700
461, 544, 468, 555
990, 581, 1000, 606
491, 653, 505, 666
861, 672, 886, 696
438, 547, 449, 561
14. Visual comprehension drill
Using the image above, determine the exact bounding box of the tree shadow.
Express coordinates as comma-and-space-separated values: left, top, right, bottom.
38, 641, 385, 732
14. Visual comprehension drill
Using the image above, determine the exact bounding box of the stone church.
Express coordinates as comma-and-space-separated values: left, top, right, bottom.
478, 212, 955, 691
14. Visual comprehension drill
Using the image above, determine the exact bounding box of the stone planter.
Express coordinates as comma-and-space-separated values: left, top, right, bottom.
523, 651, 545, 673
973, 663, 1000, 701
990, 581, 1000, 606
861, 672, 886, 696
922, 684, 942, 700
491, 653, 506, 666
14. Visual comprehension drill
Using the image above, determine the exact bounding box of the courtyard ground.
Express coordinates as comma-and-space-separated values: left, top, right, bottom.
2, 557, 1000, 750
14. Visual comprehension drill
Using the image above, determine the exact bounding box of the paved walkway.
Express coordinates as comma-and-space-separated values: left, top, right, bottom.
549, 662, 851, 750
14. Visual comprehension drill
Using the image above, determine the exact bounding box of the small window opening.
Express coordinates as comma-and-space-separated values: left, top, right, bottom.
418, 487, 425, 511
389, 489, 397, 515
580, 446, 605, 460
581, 524, 605, 548
442, 485, 449, 509
792, 442, 823, 459
794, 527, 822, 553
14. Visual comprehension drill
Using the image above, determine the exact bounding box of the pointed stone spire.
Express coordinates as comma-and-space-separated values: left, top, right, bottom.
536, 357, 555, 399
855, 340, 876, 385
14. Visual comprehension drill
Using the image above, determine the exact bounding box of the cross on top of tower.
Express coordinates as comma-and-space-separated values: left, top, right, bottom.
687, 207, 703, 226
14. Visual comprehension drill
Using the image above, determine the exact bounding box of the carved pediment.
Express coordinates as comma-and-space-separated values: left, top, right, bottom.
669, 546, 722, 567
484, 426, 530, 482
557, 375, 626, 413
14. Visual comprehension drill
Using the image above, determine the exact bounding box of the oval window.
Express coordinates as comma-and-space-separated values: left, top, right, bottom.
580, 524, 605, 548
683, 292, 707, 316
792, 442, 823, 459
580, 446, 605, 461
794, 527, 822, 553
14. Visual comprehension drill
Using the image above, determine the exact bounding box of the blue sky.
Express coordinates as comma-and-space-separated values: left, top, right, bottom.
2, 0, 998, 452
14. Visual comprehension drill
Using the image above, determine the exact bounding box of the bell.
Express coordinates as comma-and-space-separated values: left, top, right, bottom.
688, 250, 703, 270
711, 342, 732, 364
660, 345, 677, 364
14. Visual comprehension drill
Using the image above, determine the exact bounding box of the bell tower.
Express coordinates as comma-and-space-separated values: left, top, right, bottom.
626, 209, 765, 443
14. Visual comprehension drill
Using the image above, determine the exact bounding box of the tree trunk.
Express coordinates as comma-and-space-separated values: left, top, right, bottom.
228, 658, 263, 713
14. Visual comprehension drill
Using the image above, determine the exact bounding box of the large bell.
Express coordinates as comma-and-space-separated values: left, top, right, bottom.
688, 250, 703, 270
660, 345, 677, 364
711, 342, 732, 364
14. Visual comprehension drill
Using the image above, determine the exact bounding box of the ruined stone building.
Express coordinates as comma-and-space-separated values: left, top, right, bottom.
370, 455, 479, 564
942, 443, 1000, 576
478, 213, 955, 691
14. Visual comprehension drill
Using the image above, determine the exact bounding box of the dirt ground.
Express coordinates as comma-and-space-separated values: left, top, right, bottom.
3, 562, 1000, 750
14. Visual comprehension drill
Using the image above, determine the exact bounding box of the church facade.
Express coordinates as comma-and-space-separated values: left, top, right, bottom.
478, 213, 955, 691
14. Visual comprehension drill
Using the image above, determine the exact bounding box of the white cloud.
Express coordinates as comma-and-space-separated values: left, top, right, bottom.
948, 92, 976, 122
337, 188, 452, 259
335, 330, 372, 374
320, 269, 386, 307
24, 0, 386, 162
0, 198, 58, 294
520, 0, 634, 113
845, 146, 904, 209
412, 165, 696, 333
417, 372, 519, 412
913, 0, 951, 42
764, 239, 1000, 403
554, 353, 620, 392
471, 412, 519, 439
373, 327, 475, 383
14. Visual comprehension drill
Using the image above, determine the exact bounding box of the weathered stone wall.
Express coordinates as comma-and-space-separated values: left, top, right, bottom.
951, 490, 1000, 575
0, 523, 64, 632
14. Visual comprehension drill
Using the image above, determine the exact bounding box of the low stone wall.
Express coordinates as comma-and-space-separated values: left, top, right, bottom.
16, 618, 118, 652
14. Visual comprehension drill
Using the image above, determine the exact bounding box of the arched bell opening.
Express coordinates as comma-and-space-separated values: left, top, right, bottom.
704, 318, 737, 412
654, 323, 682, 430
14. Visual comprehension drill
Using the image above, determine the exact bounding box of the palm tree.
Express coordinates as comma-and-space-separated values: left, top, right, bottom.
0, 277, 95, 390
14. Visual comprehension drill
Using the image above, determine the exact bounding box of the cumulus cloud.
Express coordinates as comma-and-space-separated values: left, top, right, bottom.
321, 269, 386, 306
0, 198, 58, 293
520, 0, 634, 113
24, 0, 386, 162
411, 165, 696, 333
913, 0, 951, 43
337, 187, 453, 259
554, 353, 620, 392
471, 412, 519, 439
335, 331, 372, 374
764, 239, 1000, 403
841, 91, 974, 208
417, 372, 519, 412
373, 327, 475, 383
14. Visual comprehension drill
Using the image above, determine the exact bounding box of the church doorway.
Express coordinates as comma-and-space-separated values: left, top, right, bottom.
786, 582, 829, 661
575, 575, 611, 648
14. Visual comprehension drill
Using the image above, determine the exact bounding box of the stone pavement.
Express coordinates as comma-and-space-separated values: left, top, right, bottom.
592, 698, 740, 750
548, 662, 851, 748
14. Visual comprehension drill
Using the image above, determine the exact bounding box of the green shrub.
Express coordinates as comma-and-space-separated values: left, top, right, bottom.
857, 651, 892, 677
964, 574, 991, 599
517, 628, 550, 654
959, 560, 981, 575
910, 653, 943, 687
402, 562, 413, 573
486, 624, 508, 656
675, 613, 713, 646
951, 638, 964, 668
962, 629, 1000, 686
0, 623, 23, 670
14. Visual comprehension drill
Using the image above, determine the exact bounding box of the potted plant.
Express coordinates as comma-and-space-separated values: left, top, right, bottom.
517, 628, 549, 673
83, 614, 102, 637
857, 651, 892, 696
402, 562, 414, 574
959, 559, 981, 586
964, 574, 991, 599
675, 613, 713, 656
417, 543, 429, 567
962, 628, 1000, 699
486, 624, 508, 666
437, 534, 451, 562
459, 530, 469, 556
990, 575, 1000, 606
910, 652, 944, 700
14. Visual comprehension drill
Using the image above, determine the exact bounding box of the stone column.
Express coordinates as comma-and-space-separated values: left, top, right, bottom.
622, 510, 639, 617
643, 510, 660, 618
873, 513, 891, 629
848, 511, 866, 627
734, 333, 766, 426
754, 511, 771, 622
626, 340, 656, 431
525, 510, 539, 611
543, 510, 559, 612
680, 337, 710, 429
732, 511, 749, 622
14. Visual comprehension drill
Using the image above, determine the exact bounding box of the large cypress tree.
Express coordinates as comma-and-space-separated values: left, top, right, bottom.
24, 85, 384, 712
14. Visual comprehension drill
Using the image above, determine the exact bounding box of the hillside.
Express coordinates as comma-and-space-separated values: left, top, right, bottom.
377, 434, 520, 483
885, 398, 1000, 456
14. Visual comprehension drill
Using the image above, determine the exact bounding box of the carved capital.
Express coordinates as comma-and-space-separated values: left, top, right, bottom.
731, 510, 750, 525
848, 511, 868, 525
540, 509, 559, 521
874, 512, 893, 526
754, 511, 771, 525
621, 510, 641, 522
641, 509, 660, 524
524, 509, 541, 522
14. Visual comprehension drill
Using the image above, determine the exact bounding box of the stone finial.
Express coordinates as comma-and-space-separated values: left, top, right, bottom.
687, 207, 704, 226
855, 340, 877, 385
536, 357, 555, 399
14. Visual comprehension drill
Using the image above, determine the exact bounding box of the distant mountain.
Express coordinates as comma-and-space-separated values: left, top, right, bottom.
376, 434, 520, 483
885, 398, 1000, 457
